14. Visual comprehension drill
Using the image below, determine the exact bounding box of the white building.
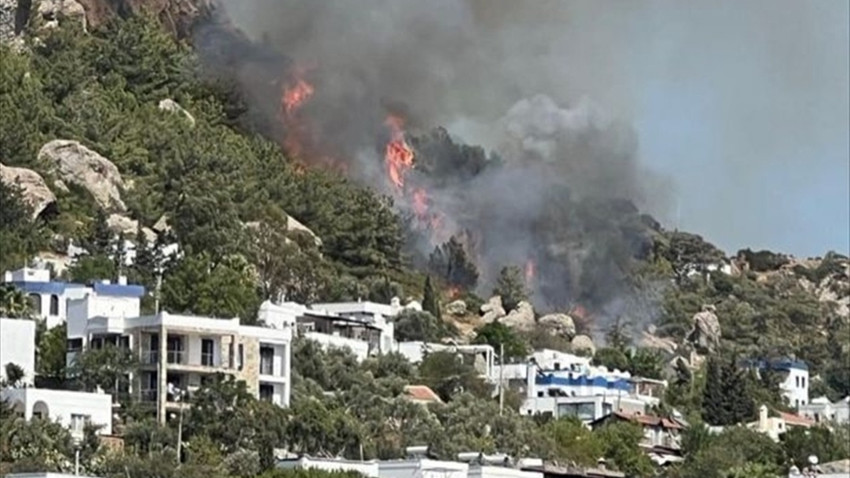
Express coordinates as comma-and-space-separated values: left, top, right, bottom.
68, 301, 293, 424
4, 266, 145, 329
747, 404, 814, 442
277, 456, 380, 477
1, 387, 113, 437
396, 341, 495, 378
496, 350, 664, 421
312, 298, 415, 354
749, 359, 810, 408
799, 396, 850, 425
5, 474, 102, 478
379, 458, 470, 478
0, 317, 36, 385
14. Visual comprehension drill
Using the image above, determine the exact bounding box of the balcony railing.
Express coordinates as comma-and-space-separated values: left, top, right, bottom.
141, 350, 158, 365
260, 360, 274, 375
201, 353, 215, 367
166, 350, 186, 365
139, 389, 158, 402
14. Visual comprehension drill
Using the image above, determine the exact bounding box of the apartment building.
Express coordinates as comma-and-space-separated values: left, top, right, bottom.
4, 266, 145, 329
68, 301, 293, 423
396, 341, 496, 378
311, 298, 408, 355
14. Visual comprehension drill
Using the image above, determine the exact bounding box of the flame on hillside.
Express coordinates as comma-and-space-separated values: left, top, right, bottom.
384, 114, 415, 191
525, 259, 536, 285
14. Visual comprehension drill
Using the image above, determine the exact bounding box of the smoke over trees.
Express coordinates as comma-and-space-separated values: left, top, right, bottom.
197, 0, 673, 324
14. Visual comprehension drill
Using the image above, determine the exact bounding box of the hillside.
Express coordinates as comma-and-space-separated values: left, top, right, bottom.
1, 3, 849, 477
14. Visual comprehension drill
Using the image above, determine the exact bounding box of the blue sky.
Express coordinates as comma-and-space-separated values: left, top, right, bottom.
558, 1, 850, 256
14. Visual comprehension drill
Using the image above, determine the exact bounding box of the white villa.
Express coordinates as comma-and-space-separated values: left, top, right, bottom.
1, 387, 113, 437
491, 349, 666, 423
799, 396, 850, 425
4, 266, 145, 329
68, 300, 294, 423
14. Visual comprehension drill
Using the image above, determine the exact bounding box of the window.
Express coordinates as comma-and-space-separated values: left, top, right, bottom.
90, 337, 103, 350
49, 295, 59, 316
554, 362, 561, 370
167, 336, 184, 364
260, 346, 274, 375
201, 339, 215, 367
70, 414, 90, 435
67, 338, 83, 352
259, 384, 274, 402
28, 294, 41, 315
119, 336, 130, 349
796, 376, 800, 387
237, 344, 244, 371
801, 377, 806, 388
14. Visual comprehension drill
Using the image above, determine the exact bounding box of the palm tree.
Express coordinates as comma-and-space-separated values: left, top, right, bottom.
0, 283, 33, 318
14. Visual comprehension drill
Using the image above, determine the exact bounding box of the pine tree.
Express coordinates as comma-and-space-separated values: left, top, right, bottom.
702, 356, 727, 425
493, 265, 528, 312
85, 210, 112, 256
422, 275, 441, 320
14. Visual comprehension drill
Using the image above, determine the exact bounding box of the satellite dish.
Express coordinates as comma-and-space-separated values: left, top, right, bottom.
808, 455, 819, 465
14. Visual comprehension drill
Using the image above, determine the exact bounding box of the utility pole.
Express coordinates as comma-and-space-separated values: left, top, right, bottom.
498, 342, 505, 416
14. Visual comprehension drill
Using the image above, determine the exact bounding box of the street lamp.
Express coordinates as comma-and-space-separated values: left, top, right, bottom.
71, 435, 82, 476
167, 383, 186, 465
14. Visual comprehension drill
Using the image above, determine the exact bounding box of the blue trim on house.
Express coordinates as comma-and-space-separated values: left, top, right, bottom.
536, 373, 632, 391
11, 280, 145, 298
743, 358, 809, 371
93, 282, 146, 298
10, 281, 85, 295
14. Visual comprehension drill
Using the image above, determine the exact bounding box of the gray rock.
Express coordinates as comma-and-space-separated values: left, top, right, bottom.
480, 296, 506, 323
37, 0, 86, 30
571, 335, 596, 355
446, 300, 467, 316
537, 313, 576, 339
152, 214, 171, 234
39, 140, 126, 212
500, 301, 535, 331
686, 304, 721, 354
106, 214, 138, 236
158, 99, 196, 126
0, 163, 56, 218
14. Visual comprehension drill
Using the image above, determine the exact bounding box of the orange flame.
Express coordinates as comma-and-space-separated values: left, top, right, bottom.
283, 77, 314, 116
384, 114, 415, 190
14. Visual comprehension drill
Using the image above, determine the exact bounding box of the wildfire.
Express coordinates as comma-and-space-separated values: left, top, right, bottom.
525, 259, 536, 284
384, 114, 415, 190
282, 69, 315, 117
412, 188, 428, 219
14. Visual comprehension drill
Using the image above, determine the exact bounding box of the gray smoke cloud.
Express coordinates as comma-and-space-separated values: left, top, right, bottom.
200, 0, 676, 325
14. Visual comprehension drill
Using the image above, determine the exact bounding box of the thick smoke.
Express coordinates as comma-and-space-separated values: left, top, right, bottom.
201, 0, 671, 328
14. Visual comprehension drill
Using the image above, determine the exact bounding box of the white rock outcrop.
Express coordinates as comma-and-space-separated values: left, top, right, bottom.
480, 296, 506, 323
0, 163, 56, 218
500, 301, 535, 331
537, 313, 576, 339
39, 140, 127, 212
446, 300, 467, 316
570, 334, 596, 355
687, 304, 722, 353
158, 99, 196, 125
37, 0, 86, 30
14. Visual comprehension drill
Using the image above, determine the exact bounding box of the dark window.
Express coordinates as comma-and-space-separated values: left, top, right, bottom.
201, 339, 215, 366
260, 346, 274, 375
28, 294, 41, 315
49, 294, 59, 316
90, 337, 103, 350
167, 336, 184, 364
554, 362, 561, 370
237, 344, 244, 371
259, 384, 274, 402
119, 336, 130, 349
67, 338, 83, 352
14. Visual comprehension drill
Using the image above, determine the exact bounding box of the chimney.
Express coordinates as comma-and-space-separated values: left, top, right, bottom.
118, 275, 128, 285
758, 404, 768, 430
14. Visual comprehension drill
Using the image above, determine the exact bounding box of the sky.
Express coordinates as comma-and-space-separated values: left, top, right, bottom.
222, 0, 850, 257
526, 1, 850, 256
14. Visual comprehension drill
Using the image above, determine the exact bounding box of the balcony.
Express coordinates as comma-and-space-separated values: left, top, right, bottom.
139, 389, 158, 402
166, 350, 186, 365
141, 350, 158, 365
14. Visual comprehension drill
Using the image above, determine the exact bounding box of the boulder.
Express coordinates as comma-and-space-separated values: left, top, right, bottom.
106, 214, 138, 236
287, 215, 321, 247
158, 99, 195, 125
570, 334, 596, 355
152, 214, 171, 233
537, 313, 576, 339
480, 296, 506, 323
39, 140, 126, 212
0, 163, 56, 218
37, 0, 87, 30
500, 301, 535, 331
446, 300, 467, 316
686, 304, 721, 354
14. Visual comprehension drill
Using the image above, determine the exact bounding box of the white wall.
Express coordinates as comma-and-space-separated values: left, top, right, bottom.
305, 331, 370, 361
781, 368, 810, 408
0, 318, 36, 385
379, 460, 468, 478
0, 388, 113, 436
468, 466, 542, 478
278, 457, 380, 477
